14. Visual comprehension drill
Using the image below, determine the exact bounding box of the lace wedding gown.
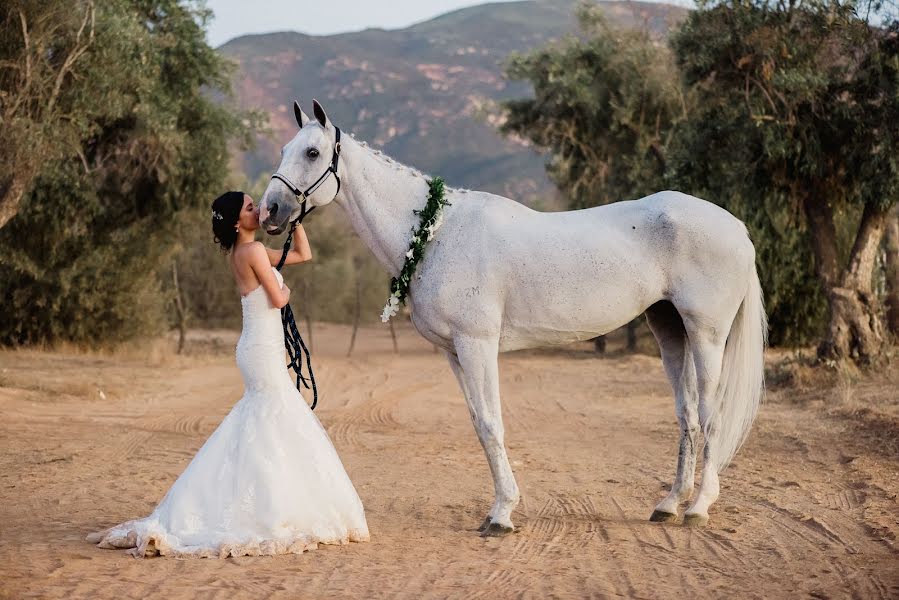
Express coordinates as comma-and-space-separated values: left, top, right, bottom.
87, 267, 369, 558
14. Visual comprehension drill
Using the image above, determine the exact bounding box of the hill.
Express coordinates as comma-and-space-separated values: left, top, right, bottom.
219, 0, 688, 207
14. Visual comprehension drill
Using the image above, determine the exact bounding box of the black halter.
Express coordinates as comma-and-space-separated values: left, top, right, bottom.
270, 127, 342, 222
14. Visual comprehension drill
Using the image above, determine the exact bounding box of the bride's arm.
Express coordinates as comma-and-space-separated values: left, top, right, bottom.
248, 243, 290, 308
264, 224, 312, 266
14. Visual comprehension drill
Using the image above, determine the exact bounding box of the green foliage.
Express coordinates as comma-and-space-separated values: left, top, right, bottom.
0, 0, 258, 345
667, 0, 899, 345
502, 5, 688, 208
503, 0, 899, 347
668, 0, 899, 212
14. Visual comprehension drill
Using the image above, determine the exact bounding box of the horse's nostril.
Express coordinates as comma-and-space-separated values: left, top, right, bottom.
270, 203, 279, 217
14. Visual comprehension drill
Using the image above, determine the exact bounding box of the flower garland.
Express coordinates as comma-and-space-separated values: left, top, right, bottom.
381, 177, 450, 322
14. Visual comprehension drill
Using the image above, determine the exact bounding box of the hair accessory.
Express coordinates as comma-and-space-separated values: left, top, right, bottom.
212, 210, 224, 220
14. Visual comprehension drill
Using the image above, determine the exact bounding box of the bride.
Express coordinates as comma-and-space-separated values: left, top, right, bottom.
87, 190, 369, 558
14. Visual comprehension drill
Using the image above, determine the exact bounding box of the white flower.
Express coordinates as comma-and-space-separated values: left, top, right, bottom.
380, 299, 400, 322
426, 209, 444, 241
382, 202, 447, 323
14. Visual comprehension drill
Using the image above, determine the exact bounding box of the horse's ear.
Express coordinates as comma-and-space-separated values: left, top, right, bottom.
294, 101, 309, 128
312, 98, 328, 127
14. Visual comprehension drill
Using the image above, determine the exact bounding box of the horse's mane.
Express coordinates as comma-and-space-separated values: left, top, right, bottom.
351, 134, 471, 193
350, 133, 471, 194
353, 135, 426, 179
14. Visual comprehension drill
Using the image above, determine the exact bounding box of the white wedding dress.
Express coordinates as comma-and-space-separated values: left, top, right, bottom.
87, 267, 369, 558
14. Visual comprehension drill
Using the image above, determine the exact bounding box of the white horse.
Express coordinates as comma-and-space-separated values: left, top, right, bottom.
259, 100, 767, 535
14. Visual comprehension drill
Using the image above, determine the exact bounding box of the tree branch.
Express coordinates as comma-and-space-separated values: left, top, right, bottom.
842, 202, 889, 292
46, 1, 95, 115
6, 10, 33, 119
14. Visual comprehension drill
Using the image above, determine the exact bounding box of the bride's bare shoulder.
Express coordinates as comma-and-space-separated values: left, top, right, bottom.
232, 241, 267, 265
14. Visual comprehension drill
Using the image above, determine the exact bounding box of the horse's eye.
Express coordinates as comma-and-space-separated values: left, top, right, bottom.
306, 148, 319, 159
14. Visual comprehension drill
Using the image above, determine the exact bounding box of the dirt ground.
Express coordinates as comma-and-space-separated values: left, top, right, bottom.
1, 322, 897, 599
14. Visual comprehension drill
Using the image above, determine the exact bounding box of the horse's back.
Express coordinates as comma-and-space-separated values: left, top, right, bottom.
442, 188, 754, 287
414, 188, 755, 348
458, 189, 746, 239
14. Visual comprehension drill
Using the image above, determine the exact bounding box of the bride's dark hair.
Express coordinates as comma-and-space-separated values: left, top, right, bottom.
211, 191, 245, 252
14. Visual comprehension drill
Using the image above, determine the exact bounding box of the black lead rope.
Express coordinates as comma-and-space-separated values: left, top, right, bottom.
277, 202, 317, 409
269, 126, 342, 411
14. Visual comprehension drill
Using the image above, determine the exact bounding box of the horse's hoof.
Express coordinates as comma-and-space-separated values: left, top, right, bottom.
683, 513, 709, 527
477, 517, 492, 533
480, 521, 514, 537
649, 510, 678, 523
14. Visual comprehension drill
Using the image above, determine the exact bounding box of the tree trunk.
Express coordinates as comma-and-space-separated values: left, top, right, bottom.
816, 202, 889, 364
802, 194, 840, 289
171, 259, 187, 355
626, 319, 638, 352
884, 206, 899, 338
388, 319, 398, 353
0, 173, 31, 230
347, 257, 362, 357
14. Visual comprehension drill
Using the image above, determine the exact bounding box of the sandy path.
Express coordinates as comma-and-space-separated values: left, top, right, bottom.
1, 323, 897, 599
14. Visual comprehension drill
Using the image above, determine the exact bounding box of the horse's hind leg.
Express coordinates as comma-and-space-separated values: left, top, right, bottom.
645, 301, 699, 523
681, 324, 728, 527
446, 336, 520, 536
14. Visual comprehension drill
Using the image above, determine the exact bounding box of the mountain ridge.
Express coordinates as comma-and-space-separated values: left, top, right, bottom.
220, 0, 688, 207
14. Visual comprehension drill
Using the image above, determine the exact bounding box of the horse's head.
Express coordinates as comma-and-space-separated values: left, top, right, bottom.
259, 99, 341, 234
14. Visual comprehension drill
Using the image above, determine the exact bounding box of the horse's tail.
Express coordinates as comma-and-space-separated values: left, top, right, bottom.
707, 258, 767, 472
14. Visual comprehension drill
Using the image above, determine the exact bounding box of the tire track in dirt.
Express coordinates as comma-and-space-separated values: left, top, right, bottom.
325, 365, 445, 448
687, 528, 752, 572
479, 492, 622, 596
759, 499, 852, 551
94, 429, 157, 465
322, 369, 389, 447
751, 497, 892, 598
601, 493, 754, 596
140, 414, 211, 436
501, 359, 591, 436
478, 497, 563, 594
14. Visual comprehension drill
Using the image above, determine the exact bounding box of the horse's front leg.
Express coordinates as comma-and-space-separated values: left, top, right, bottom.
447, 336, 519, 536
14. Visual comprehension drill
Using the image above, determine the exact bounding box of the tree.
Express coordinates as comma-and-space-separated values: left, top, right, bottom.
501, 5, 687, 352
668, 0, 899, 363
885, 206, 899, 337
502, 5, 688, 208
0, 0, 257, 344
0, 2, 99, 229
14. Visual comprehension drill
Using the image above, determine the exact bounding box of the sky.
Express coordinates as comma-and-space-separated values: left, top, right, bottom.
205, 0, 521, 47
204, 0, 695, 47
